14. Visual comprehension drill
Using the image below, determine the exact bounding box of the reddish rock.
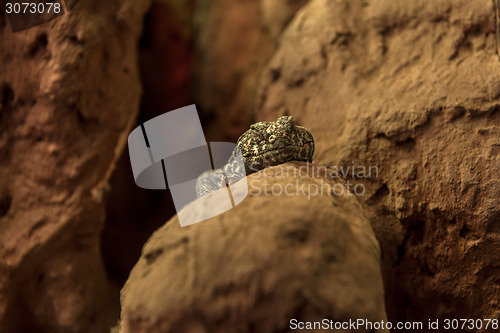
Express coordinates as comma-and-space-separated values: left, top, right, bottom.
0, 1, 150, 332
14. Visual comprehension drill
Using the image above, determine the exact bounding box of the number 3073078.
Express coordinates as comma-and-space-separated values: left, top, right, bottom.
5, 2, 62, 14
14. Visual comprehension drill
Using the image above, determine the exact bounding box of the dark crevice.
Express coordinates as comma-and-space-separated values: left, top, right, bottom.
75, 108, 85, 126
270, 68, 281, 82
367, 183, 389, 205
393, 219, 425, 266
422, 262, 435, 277
26, 33, 48, 57
1, 82, 15, 107
330, 32, 355, 47
449, 23, 487, 60
320, 44, 328, 63
68, 34, 85, 46
394, 234, 408, 267
408, 221, 425, 246
447, 106, 466, 122
396, 137, 416, 148
379, 19, 412, 37
290, 77, 305, 87
284, 227, 310, 243
459, 223, 470, 238
37, 273, 45, 284
144, 248, 164, 264
75, 108, 99, 135
485, 210, 500, 234
0, 194, 12, 217
401, 214, 426, 228
487, 104, 500, 115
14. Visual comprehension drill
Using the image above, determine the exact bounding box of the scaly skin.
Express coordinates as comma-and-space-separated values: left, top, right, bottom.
195, 116, 315, 197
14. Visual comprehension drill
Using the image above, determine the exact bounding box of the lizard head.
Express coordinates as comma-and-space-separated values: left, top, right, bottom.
236, 116, 315, 173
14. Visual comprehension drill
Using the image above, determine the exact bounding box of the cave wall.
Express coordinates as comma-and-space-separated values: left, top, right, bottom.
0, 1, 150, 332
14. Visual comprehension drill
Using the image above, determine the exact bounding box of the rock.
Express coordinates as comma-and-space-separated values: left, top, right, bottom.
119, 162, 388, 333
0, 1, 150, 332
257, 0, 500, 324
261, 0, 310, 40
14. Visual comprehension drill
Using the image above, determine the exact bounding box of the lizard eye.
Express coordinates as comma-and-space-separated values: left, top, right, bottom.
268, 135, 276, 143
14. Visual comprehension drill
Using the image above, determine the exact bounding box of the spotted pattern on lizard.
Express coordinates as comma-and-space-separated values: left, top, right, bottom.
195, 116, 315, 197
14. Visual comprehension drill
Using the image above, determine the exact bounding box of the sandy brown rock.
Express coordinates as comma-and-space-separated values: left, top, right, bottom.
257, 0, 500, 326
120, 163, 388, 333
0, 1, 151, 332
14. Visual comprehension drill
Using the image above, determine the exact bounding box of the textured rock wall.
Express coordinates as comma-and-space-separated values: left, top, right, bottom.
257, 0, 500, 325
0, 1, 150, 332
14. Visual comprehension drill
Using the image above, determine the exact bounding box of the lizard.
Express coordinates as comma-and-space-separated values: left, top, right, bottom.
195, 116, 315, 197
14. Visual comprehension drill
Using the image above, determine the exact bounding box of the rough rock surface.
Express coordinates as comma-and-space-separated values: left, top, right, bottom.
120, 162, 388, 333
0, 1, 150, 332
257, 0, 500, 326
